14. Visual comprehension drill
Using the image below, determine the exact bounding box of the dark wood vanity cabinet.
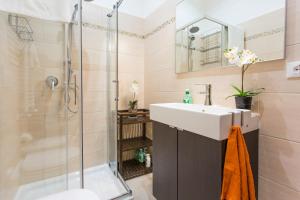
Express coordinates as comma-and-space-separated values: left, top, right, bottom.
153, 121, 178, 200
178, 128, 225, 200
153, 121, 258, 200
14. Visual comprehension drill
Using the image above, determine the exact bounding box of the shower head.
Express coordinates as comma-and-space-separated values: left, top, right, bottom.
189, 26, 199, 34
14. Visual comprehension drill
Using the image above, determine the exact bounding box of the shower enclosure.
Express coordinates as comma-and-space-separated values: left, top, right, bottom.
0, 0, 131, 199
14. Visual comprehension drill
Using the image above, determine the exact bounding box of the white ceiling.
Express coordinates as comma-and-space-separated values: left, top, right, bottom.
91, 0, 167, 18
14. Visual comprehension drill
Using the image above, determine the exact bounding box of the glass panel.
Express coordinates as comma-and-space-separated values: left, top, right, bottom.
0, 1, 132, 199
0, 1, 81, 199
0, 11, 68, 200
65, 2, 82, 190
107, 8, 118, 177
81, 2, 130, 199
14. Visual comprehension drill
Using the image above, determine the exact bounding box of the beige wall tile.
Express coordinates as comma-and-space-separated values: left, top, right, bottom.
259, 135, 300, 191
259, 93, 300, 142
259, 176, 300, 200
118, 12, 144, 35
83, 69, 108, 92
119, 73, 144, 110
119, 35, 144, 57
83, 28, 107, 52
118, 53, 144, 74
83, 91, 107, 113
82, 49, 107, 67
145, 44, 175, 72
145, 24, 175, 56
83, 112, 107, 133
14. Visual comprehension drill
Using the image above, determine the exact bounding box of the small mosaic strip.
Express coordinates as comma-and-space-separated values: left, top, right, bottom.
245, 27, 284, 41
82, 22, 107, 31
82, 22, 144, 39
119, 30, 144, 39
82, 17, 176, 40
143, 17, 176, 39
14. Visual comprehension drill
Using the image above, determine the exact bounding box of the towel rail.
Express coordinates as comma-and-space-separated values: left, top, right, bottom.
230, 111, 244, 126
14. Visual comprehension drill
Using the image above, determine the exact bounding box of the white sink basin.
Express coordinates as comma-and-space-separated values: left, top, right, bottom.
150, 103, 259, 141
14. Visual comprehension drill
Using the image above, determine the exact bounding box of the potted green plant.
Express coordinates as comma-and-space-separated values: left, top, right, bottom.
224, 48, 264, 110
128, 80, 139, 113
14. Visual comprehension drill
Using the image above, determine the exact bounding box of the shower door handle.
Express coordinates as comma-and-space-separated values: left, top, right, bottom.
112, 80, 119, 102
74, 75, 77, 105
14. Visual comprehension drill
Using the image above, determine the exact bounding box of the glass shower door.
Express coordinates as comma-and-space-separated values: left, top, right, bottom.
80, 2, 131, 199
107, 8, 118, 177
0, 1, 82, 199
0, 13, 69, 200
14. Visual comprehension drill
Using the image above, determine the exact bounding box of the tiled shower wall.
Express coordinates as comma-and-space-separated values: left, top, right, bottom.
0, 12, 69, 199
0, 3, 145, 198
144, 0, 300, 199
0, 11, 23, 198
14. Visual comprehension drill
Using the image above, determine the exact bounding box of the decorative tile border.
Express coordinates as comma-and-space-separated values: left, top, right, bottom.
245, 27, 285, 41
82, 22, 145, 39
82, 17, 176, 40
119, 29, 144, 39
143, 17, 176, 39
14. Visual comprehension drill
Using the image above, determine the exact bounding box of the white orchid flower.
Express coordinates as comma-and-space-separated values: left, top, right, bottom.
224, 47, 260, 67
130, 81, 139, 94
224, 47, 242, 67
240, 49, 259, 65
130, 80, 139, 101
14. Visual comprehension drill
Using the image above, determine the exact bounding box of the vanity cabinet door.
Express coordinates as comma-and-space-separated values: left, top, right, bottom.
178, 130, 225, 200
153, 122, 178, 200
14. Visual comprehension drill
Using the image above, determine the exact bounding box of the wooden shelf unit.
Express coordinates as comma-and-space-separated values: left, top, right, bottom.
117, 109, 152, 180
122, 159, 153, 180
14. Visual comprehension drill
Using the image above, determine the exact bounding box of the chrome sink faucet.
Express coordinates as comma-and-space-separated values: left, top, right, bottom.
196, 84, 212, 106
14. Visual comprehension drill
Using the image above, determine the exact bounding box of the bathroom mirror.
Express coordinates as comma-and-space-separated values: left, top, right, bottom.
176, 0, 286, 73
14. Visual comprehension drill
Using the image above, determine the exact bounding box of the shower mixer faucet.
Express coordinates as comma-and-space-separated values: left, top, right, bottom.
46, 76, 59, 91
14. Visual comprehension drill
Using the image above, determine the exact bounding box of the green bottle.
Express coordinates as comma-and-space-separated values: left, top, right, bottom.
183, 89, 193, 104
136, 149, 145, 163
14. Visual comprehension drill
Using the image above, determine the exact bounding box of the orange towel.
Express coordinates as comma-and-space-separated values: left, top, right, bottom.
221, 126, 256, 200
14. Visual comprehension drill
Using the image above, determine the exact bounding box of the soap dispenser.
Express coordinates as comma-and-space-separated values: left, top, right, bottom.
183, 89, 193, 104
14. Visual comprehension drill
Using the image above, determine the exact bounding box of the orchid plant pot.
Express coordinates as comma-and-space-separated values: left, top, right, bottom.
235, 96, 252, 110
224, 48, 264, 111
128, 101, 138, 113
128, 81, 139, 113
